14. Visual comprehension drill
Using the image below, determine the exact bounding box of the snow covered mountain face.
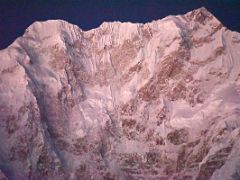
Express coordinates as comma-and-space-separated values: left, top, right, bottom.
1, 7, 240, 180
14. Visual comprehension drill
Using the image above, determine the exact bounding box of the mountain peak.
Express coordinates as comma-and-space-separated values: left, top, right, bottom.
185, 6, 220, 25
0, 8, 240, 180
5, 7, 223, 51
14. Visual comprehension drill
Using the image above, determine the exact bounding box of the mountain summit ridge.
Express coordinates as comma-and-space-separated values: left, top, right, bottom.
6, 7, 220, 50
0, 7, 240, 180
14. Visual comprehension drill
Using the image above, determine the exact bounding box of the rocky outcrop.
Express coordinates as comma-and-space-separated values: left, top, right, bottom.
0, 7, 240, 180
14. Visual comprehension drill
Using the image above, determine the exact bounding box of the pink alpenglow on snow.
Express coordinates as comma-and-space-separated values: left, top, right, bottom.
0, 7, 240, 180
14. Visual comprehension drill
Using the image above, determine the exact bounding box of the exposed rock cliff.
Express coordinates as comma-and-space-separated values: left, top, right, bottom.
1, 7, 240, 180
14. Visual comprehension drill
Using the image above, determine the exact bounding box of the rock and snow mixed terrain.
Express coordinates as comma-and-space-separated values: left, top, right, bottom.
0, 7, 240, 180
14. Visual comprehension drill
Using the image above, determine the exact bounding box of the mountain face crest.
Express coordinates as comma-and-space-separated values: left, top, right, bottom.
1, 7, 240, 180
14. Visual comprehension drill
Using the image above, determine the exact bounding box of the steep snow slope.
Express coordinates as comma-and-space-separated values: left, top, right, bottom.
0, 7, 240, 180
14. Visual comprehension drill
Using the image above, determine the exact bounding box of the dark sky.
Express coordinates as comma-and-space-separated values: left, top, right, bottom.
0, 0, 240, 50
